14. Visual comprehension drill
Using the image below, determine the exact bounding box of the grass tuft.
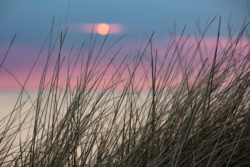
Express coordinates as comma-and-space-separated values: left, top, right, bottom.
0, 17, 250, 166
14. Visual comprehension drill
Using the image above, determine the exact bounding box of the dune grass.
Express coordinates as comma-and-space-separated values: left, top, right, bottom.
0, 17, 250, 167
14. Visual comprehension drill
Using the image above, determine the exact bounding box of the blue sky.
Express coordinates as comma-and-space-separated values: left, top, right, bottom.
0, 0, 249, 44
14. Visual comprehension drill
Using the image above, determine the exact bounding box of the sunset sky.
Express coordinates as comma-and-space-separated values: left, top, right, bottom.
0, 0, 249, 90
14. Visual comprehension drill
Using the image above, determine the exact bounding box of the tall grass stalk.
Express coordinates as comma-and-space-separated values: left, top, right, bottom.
0, 17, 249, 166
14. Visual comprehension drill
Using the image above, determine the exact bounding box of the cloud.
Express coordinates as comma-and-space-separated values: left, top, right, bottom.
72, 23, 124, 35
0, 35, 248, 91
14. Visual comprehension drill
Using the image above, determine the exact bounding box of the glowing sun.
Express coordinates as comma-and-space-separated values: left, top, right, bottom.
97, 23, 110, 35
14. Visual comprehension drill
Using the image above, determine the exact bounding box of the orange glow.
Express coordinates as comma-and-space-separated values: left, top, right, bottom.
97, 23, 110, 35
77, 23, 123, 35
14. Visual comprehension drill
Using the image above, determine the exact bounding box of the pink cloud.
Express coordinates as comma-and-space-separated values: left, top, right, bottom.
153, 36, 249, 57
0, 35, 248, 91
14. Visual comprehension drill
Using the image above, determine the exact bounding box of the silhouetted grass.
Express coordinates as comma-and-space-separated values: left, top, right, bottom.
0, 17, 249, 167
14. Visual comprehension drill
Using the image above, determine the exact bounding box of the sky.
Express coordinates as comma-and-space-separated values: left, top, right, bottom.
0, 0, 249, 42
0, 0, 249, 91
0, 0, 249, 148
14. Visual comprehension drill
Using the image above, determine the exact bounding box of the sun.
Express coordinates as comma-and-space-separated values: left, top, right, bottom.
97, 23, 110, 35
